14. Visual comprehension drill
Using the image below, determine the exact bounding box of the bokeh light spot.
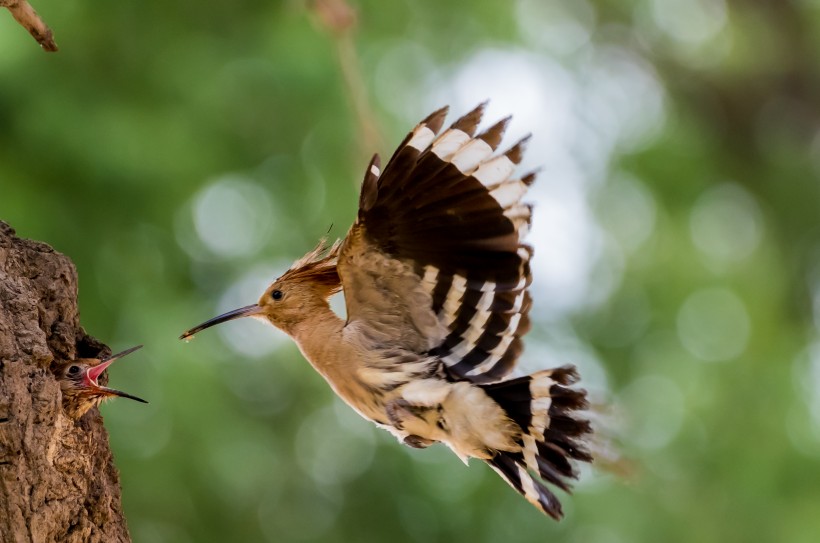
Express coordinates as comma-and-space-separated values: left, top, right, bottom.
677, 287, 751, 362
599, 173, 657, 254
620, 375, 685, 450
529, 177, 604, 315
192, 175, 274, 259
516, 0, 596, 56
577, 47, 666, 155
649, 0, 728, 46
690, 183, 763, 265
295, 402, 376, 487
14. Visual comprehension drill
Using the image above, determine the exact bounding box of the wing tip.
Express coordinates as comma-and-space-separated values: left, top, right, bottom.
505, 134, 532, 165
478, 115, 512, 150
452, 100, 489, 136
422, 105, 450, 134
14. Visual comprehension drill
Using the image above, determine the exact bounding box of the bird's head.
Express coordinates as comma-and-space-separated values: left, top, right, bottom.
54, 345, 148, 419
180, 239, 342, 339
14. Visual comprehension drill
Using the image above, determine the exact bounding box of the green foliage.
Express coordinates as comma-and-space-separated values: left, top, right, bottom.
3, 1, 820, 541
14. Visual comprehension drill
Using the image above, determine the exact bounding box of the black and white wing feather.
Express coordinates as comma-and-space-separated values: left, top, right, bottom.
340, 103, 535, 383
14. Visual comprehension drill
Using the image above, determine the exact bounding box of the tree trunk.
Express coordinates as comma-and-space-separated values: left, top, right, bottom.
0, 222, 130, 543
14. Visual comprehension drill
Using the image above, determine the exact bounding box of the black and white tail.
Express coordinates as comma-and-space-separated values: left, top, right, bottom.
481, 365, 592, 519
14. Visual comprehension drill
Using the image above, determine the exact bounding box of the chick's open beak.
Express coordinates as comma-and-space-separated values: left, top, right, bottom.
85, 345, 148, 403
179, 304, 264, 340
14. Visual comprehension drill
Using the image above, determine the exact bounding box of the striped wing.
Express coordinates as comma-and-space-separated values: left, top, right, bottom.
341, 103, 535, 383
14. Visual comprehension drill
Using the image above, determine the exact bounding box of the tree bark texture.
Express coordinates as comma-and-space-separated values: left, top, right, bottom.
0, 222, 129, 543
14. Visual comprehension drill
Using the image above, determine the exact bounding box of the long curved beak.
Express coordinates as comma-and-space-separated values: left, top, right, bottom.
86, 345, 148, 403
97, 386, 149, 403
87, 345, 143, 381
97, 344, 143, 365
179, 304, 264, 340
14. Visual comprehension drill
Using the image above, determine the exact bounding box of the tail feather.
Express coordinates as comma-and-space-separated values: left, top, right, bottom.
487, 451, 564, 519
481, 365, 592, 519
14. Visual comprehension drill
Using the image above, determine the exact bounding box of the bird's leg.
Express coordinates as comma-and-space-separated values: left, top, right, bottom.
403, 435, 435, 449
385, 398, 417, 430
385, 398, 437, 449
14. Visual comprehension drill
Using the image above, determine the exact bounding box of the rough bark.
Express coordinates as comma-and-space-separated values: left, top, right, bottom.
0, 222, 129, 543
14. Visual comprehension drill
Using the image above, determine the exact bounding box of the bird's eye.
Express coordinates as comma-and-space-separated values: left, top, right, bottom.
271, 289, 283, 301
436, 418, 447, 431
68, 365, 81, 375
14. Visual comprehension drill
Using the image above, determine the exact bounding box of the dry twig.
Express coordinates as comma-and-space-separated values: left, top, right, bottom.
1, 0, 58, 52
310, 0, 384, 162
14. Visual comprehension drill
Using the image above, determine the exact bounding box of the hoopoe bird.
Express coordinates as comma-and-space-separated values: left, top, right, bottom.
53, 345, 148, 419
181, 103, 592, 519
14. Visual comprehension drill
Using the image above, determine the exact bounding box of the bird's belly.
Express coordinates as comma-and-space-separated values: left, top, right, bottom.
330, 382, 413, 443
315, 368, 396, 425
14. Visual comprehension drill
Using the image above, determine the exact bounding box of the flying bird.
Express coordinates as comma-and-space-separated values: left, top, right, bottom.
53, 345, 148, 419
181, 103, 592, 518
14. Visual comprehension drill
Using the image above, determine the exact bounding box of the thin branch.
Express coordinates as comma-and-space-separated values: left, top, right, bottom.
310, 0, 384, 164
336, 31, 384, 157
1, 0, 58, 52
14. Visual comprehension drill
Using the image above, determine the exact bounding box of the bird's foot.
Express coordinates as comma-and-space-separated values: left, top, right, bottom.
386, 398, 413, 430
403, 435, 435, 449
386, 398, 430, 432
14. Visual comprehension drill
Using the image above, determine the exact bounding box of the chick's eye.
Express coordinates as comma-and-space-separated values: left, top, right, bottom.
271, 289, 283, 301
68, 365, 81, 376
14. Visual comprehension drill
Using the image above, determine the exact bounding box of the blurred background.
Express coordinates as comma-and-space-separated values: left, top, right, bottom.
2, 0, 820, 541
